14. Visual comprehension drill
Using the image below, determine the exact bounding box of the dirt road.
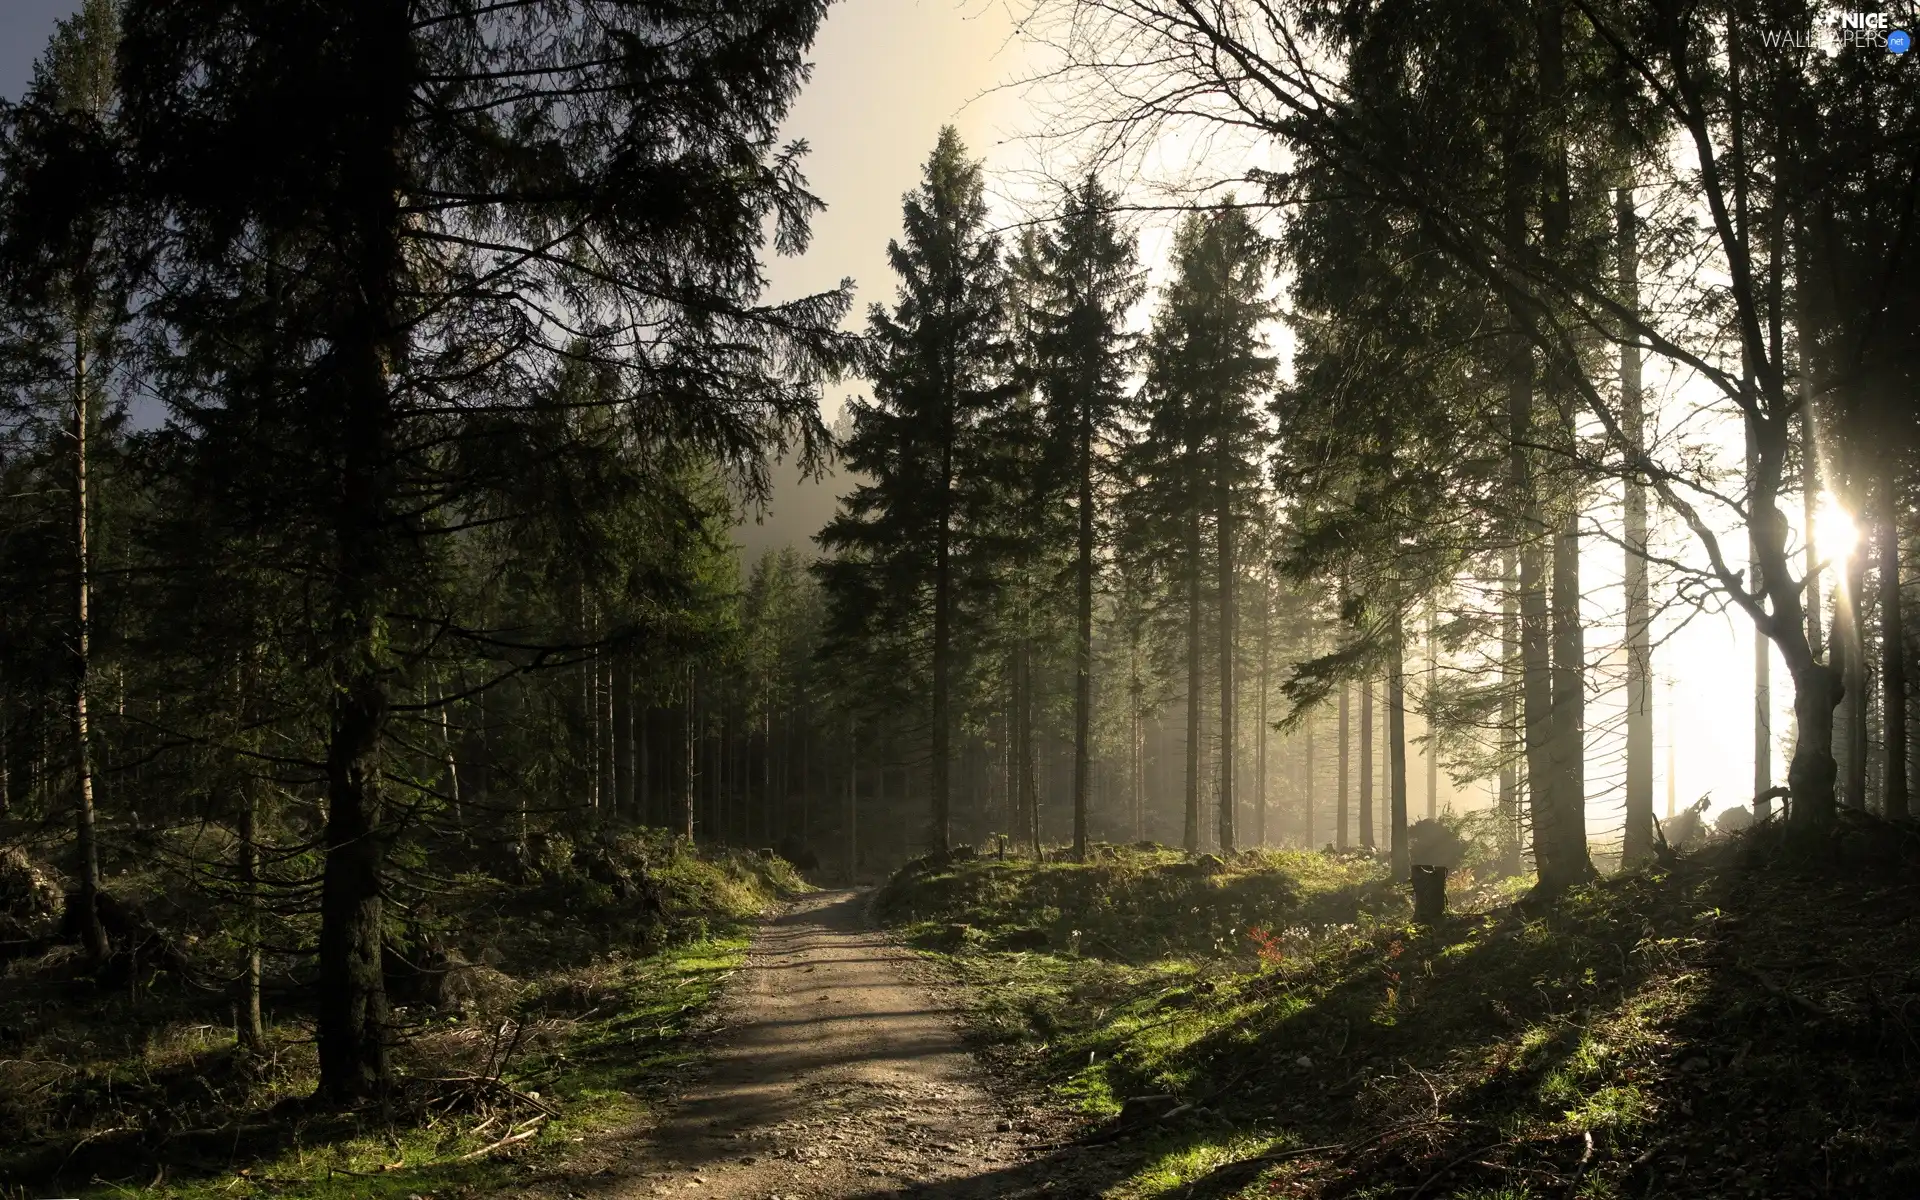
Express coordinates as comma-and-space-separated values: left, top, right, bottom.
537, 889, 1132, 1199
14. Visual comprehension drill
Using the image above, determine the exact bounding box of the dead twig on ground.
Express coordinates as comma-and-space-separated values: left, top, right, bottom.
1410, 1142, 1513, 1199
453, 1115, 547, 1162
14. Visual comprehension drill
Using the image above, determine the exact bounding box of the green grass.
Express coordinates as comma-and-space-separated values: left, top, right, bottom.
89, 935, 747, 1200
0, 830, 801, 1198
883, 830, 1920, 1198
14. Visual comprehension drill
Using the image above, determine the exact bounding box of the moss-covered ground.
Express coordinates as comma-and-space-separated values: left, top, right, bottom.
878, 825, 1920, 1198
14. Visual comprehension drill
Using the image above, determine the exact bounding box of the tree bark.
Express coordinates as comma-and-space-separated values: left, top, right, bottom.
1879, 462, 1908, 818
1839, 484, 1868, 809
1337, 680, 1349, 850
238, 764, 266, 1052
1499, 547, 1520, 873
1537, 0, 1593, 893
1502, 117, 1557, 885
1256, 573, 1270, 846
1184, 509, 1202, 851
1424, 603, 1438, 820
318, 677, 390, 1101
1359, 681, 1374, 850
1389, 616, 1410, 881
931, 417, 954, 856
1130, 637, 1145, 840
846, 719, 858, 884
70, 315, 107, 967
613, 649, 633, 819
1072, 410, 1094, 861
433, 676, 461, 830
1217, 459, 1236, 854
679, 666, 696, 840
1619, 185, 1655, 860
1751, 423, 1773, 807
1018, 639, 1040, 857
1302, 704, 1314, 847
314, 4, 414, 1102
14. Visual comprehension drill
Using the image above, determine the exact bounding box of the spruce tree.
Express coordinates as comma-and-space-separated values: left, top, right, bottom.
818, 126, 1008, 858
117, 0, 852, 1100
1133, 207, 1273, 852
1024, 176, 1142, 861
0, 0, 126, 968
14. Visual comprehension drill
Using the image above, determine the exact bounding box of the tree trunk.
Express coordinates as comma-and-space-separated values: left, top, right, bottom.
1256, 573, 1270, 846
1502, 115, 1558, 886
1217, 463, 1236, 854
1184, 510, 1202, 851
1879, 463, 1908, 818
437, 677, 461, 828
318, 677, 390, 1101
1499, 549, 1521, 873
613, 649, 633, 819
639, 703, 652, 826
1787, 659, 1843, 827
932, 428, 954, 857
1389, 616, 1410, 881
1840, 491, 1868, 809
1130, 640, 1145, 840
1530, 0, 1595, 895
1302, 705, 1314, 847
1424, 604, 1438, 820
1018, 640, 1040, 857
1359, 681, 1374, 850
679, 667, 696, 840
70, 318, 107, 966
1751, 424, 1773, 808
1619, 186, 1655, 858
1337, 680, 1349, 849
846, 719, 858, 884
315, 10, 411, 1093
238, 766, 266, 1052
1072, 414, 1094, 861
1540, 495, 1593, 889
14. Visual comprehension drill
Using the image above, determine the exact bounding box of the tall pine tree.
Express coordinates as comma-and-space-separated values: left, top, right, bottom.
818, 126, 1008, 858
118, 0, 852, 1100
1024, 176, 1141, 861
1133, 207, 1274, 852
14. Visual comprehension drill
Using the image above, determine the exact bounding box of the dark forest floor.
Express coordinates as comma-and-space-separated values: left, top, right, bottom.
877, 827, 1920, 1199
0, 827, 802, 1199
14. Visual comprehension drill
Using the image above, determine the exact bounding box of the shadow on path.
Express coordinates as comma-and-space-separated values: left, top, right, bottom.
536, 889, 1142, 1199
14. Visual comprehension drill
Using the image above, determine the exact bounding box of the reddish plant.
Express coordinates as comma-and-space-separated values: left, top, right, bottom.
1247, 924, 1287, 966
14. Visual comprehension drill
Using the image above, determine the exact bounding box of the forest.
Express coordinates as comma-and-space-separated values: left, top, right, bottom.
0, 0, 1914, 1197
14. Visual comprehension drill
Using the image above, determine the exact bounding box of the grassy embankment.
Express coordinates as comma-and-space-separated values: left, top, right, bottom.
878, 827, 1920, 1199
0, 830, 801, 1199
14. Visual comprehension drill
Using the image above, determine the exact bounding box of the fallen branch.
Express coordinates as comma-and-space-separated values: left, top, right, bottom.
1740, 964, 1840, 1021
1410, 1142, 1515, 1200
453, 1115, 547, 1162
426, 1073, 560, 1117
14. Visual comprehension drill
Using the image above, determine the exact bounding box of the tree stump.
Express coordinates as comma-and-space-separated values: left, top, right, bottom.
1411, 864, 1448, 924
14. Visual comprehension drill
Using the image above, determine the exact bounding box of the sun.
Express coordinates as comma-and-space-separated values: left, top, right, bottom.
1813, 492, 1860, 565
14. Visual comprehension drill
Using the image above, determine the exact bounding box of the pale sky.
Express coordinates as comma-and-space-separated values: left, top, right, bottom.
766, 0, 1036, 389
744, 0, 1040, 558
1, 0, 74, 101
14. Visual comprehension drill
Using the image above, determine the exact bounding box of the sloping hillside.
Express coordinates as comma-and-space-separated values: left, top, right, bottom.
880, 826, 1920, 1198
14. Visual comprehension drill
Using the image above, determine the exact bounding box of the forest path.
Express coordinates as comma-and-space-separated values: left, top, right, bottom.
536, 889, 1134, 1199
